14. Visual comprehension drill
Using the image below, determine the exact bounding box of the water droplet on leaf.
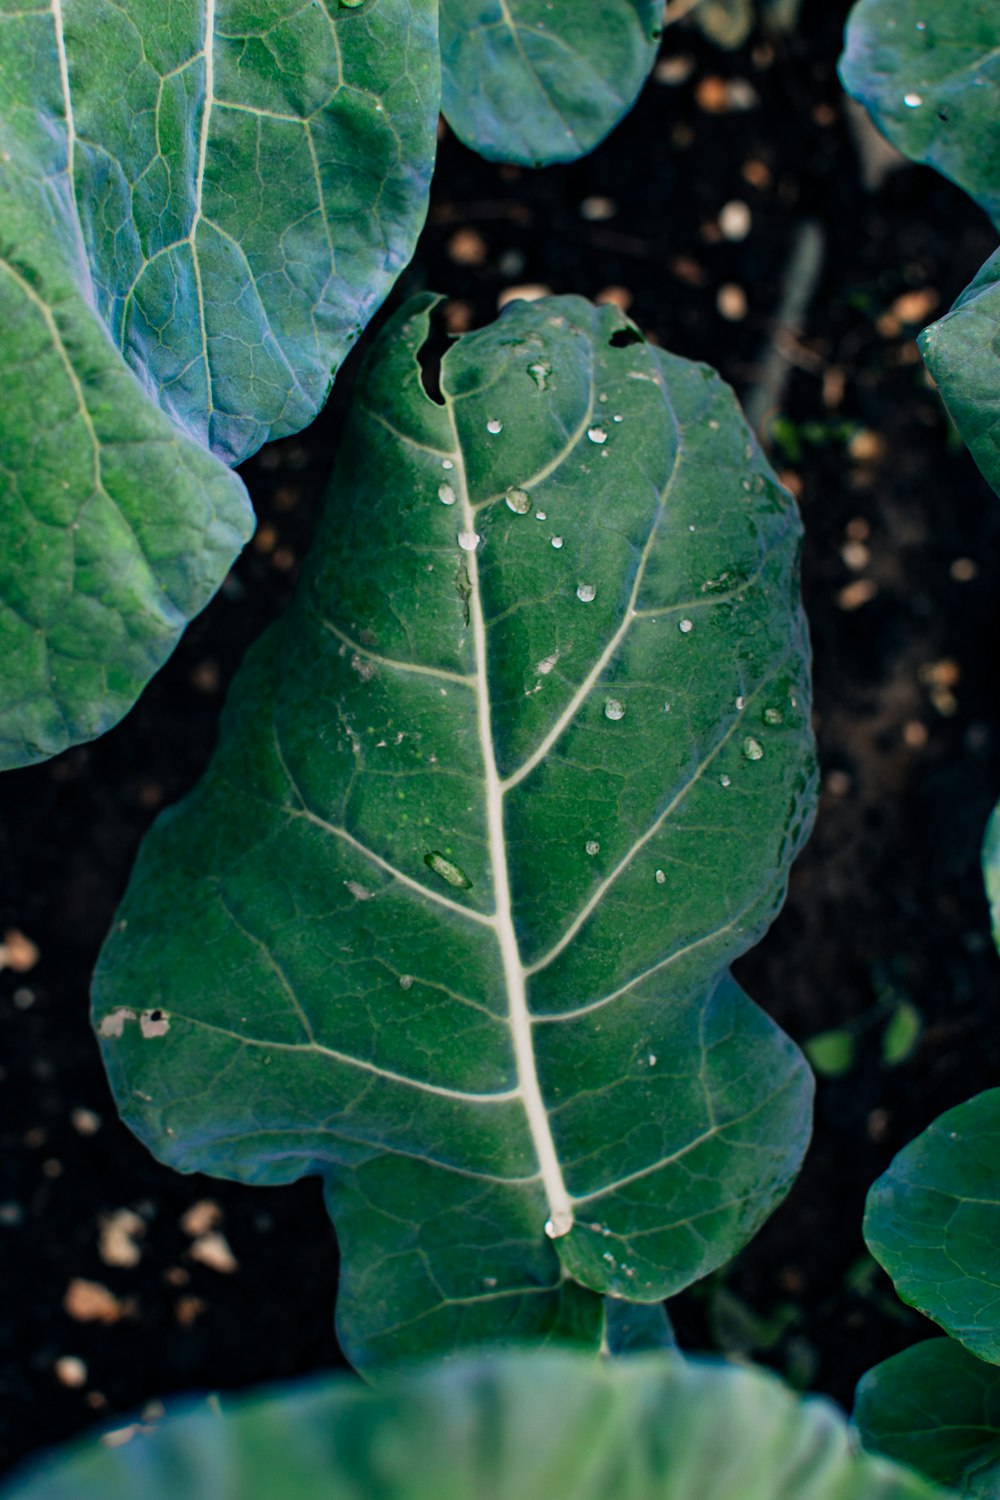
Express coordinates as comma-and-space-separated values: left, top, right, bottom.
604, 699, 625, 721
486, 418, 503, 434
576, 582, 596, 602
585, 840, 600, 856
551, 536, 564, 549
655, 869, 666, 884
763, 707, 784, 725
505, 487, 532, 514
424, 851, 473, 889
742, 736, 764, 761
587, 425, 608, 444
679, 619, 693, 634
458, 531, 480, 552
438, 483, 456, 505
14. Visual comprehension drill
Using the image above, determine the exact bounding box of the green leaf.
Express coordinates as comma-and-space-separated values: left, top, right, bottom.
918, 251, 1000, 504
3, 1352, 943, 1500
855, 1338, 1000, 1498
0, 0, 439, 768
806, 1028, 856, 1078
840, 0, 1000, 230
439, 0, 661, 164
985, 804, 1000, 953
603, 1297, 677, 1354
865, 1087, 1000, 1364
93, 293, 816, 1372
882, 1003, 922, 1067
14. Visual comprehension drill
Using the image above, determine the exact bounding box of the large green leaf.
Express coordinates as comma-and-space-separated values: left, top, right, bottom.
0, 0, 439, 768
865, 1088, 1000, 1365
918, 255, 1000, 504
840, 0, 1000, 230
855, 1338, 1000, 1498
92, 293, 817, 1372
438, 0, 662, 165
3, 1352, 943, 1500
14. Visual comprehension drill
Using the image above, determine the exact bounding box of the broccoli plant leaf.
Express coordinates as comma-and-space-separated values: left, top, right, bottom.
865, 1087, 1000, 1365
855, 1338, 1000, 1498
93, 294, 816, 1372
3, 1352, 943, 1500
918, 254, 1000, 504
0, 0, 439, 768
840, 0, 1000, 230
439, 0, 661, 164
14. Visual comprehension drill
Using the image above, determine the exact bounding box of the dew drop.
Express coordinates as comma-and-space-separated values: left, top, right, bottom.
587, 425, 608, 444
720, 774, 732, 788
648, 1053, 657, 1067
441, 458, 454, 470
528, 361, 551, 390
585, 840, 600, 856
536, 511, 547, 521
551, 536, 564, 549
398, 975, 414, 990
604, 698, 626, 721
505, 487, 532, 514
576, 582, 596, 602
482, 1275, 498, 1288
742, 736, 764, 761
486, 417, 503, 434
458, 531, 480, 551
655, 869, 666, 884
735, 695, 745, 710
545, 1208, 574, 1238
424, 851, 473, 888
438, 482, 456, 505
904, 91, 923, 107
763, 707, 784, 725
679, 619, 693, 634
613, 414, 623, 423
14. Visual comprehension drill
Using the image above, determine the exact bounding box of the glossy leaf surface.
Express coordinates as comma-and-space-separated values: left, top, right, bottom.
855, 1338, 1000, 1498
0, 0, 438, 767
5, 1352, 942, 1500
865, 1087, 1000, 1364
93, 294, 816, 1371
439, 0, 661, 164
840, 0, 1000, 228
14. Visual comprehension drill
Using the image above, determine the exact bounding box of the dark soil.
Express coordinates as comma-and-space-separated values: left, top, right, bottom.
4, 0, 1000, 1473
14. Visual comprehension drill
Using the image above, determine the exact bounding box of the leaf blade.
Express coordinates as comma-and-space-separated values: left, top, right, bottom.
439, 0, 661, 164
93, 294, 817, 1370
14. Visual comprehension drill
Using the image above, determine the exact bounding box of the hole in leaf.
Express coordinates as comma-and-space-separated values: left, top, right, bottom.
609, 326, 645, 349
417, 303, 452, 406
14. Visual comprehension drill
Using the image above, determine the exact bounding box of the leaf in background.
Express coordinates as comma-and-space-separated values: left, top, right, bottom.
0, 0, 439, 768
855, 1338, 1000, 1499
865, 1087, 1000, 1364
918, 250, 1000, 504
882, 1003, 921, 1067
984, 804, 1000, 952
3, 1352, 943, 1500
93, 294, 816, 1372
840, 0, 1000, 230
439, 0, 661, 164
806, 1028, 856, 1078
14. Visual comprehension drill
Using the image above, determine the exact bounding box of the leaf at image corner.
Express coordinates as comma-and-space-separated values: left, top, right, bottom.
865, 1087, 1000, 1365
840, 0, 1000, 229
439, 0, 662, 164
855, 1338, 1000, 1498
93, 292, 817, 1373
0, 0, 439, 768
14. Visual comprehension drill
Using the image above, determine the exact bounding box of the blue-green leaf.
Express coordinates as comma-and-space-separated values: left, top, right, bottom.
439, 0, 661, 164
0, 0, 439, 767
92, 294, 816, 1373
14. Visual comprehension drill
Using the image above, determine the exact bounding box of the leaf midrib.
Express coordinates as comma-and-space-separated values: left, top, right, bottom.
446, 387, 576, 1240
